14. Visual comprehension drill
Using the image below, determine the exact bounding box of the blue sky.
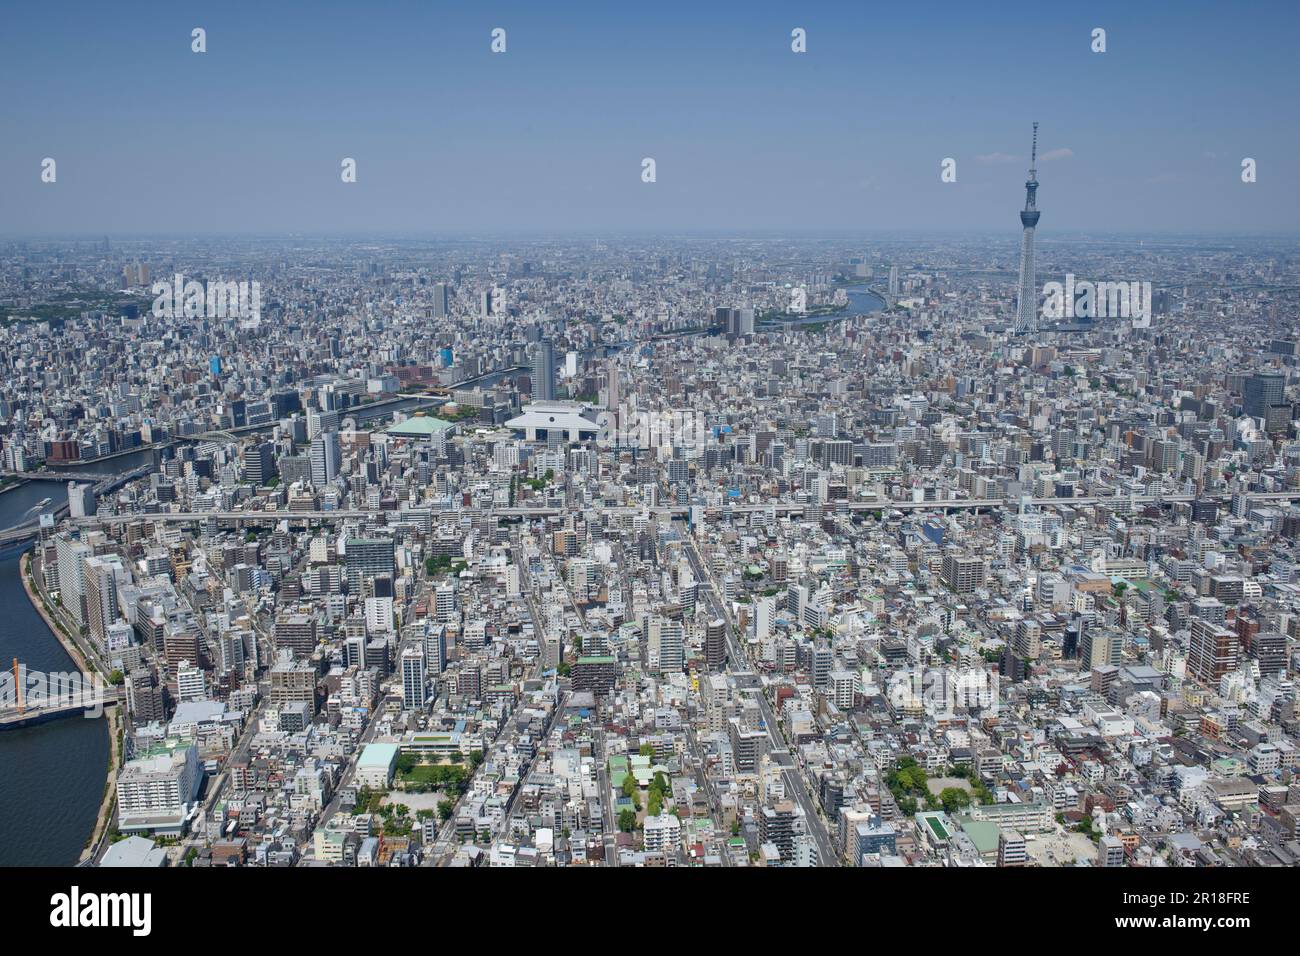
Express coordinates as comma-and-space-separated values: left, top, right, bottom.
1, 0, 1296, 235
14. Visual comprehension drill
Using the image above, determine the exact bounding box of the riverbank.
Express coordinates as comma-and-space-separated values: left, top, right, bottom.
79, 705, 121, 864
41, 440, 165, 469
21, 550, 93, 675
17, 549, 115, 865
0, 552, 108, 865
0, 476, 31, 496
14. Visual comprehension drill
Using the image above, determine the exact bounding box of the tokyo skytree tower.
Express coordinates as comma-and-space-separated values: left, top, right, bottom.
1015, 122, 1041, 334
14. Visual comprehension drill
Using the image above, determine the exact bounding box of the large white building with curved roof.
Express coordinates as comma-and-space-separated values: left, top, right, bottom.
505, 402, 600, 442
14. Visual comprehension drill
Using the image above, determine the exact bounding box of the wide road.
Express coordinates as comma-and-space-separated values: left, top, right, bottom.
65, 490, 1300, 529
681, 532, 840, 866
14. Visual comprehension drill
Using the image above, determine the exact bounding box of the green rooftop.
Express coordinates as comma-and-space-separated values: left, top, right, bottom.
957, 818, 1001, 856
358, 742, 400, 768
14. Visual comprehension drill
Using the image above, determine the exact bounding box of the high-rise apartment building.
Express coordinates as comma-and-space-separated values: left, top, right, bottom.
55, 533, 92, 625
705, 618, 727, 671
81, 554, 121, 649
532, 340, 555, 401
1188, 618, 1240, 687
401, 642, 426, 711
344, 537, 395, 593
942, 554, 986, 594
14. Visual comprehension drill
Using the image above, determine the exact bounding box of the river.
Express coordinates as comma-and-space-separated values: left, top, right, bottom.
757, 285, 885, 328
0, 451, 158, 866
0, 548, 109, 866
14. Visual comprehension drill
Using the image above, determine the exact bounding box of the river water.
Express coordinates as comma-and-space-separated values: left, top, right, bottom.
0, 546, 109, 866
800, 285, 884, 323
0, 451, 159, 866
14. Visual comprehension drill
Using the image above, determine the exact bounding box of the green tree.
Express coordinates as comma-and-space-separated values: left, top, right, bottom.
618, 808, 637, 833
939, 787, 972, 814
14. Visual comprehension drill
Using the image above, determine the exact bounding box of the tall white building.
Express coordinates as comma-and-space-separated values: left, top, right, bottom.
755, 594, 776, 643
401, 642, 426, 711
435, 580, 457, 623
643, 812, 682, 854
365, 595, 395, 634
310, 430, 341, 486
55, 534, 92, 625
175, 660, 207, 702
647, 616, 684, 675
116, 739, 202, 834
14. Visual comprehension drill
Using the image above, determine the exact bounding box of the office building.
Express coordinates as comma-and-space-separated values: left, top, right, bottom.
309, 430, 341, 486
1244, 372, 1285, 420
532, 340, 556, 401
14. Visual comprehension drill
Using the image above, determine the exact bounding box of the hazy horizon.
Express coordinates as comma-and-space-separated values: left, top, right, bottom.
3, 0, 1297, 236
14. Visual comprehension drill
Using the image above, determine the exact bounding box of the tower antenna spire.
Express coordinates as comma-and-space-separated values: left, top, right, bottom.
1015, 122, 1042, 334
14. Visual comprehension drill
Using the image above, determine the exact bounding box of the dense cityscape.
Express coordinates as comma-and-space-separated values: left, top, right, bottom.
0, 219, 1297, 871
0, 20, 1295, 942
